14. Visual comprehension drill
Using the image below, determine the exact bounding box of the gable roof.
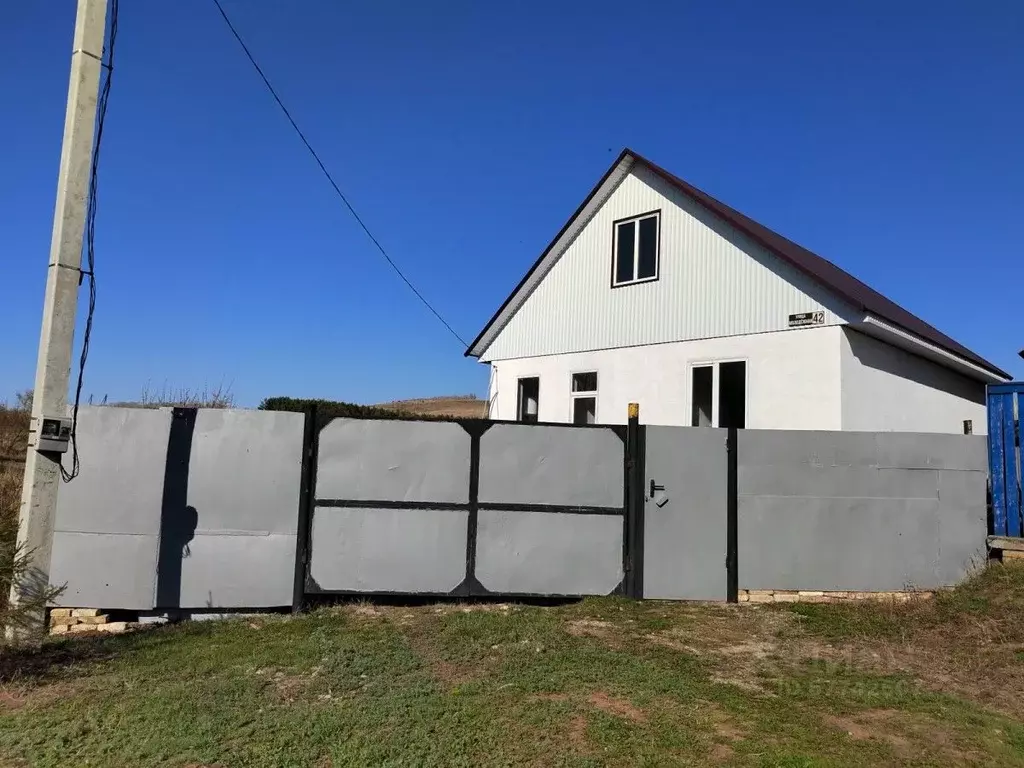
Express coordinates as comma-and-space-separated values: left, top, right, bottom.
467, 148, 1009, 380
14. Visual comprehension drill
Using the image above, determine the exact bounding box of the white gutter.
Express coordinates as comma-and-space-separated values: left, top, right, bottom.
858, 314, 1009, 384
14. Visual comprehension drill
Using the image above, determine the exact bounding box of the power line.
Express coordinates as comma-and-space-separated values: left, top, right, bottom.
63, 0, 119, 482
210, 0, 468, 348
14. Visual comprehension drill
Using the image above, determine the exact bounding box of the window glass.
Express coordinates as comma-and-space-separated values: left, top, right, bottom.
517, 377, 539, 423
691, 366, 713, 427
718, 361, 746, 429
637, 215, 658, 279
571, 372, 597, 393
573, 396, 596, 425
615, 220, 635, 284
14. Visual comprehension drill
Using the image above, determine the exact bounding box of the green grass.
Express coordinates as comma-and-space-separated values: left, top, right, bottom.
1, 574, 1023, 767
784, 563, 1024, 643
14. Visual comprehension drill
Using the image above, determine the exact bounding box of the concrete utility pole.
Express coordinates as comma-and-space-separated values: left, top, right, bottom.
8, 0, 109, 640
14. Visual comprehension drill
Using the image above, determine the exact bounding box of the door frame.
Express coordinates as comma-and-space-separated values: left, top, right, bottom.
626, 421, 738, 602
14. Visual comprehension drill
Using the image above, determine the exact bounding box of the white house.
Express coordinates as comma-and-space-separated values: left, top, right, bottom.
467, 149, 1010, 433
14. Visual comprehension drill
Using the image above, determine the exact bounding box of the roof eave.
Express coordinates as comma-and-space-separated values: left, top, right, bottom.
857, 315, 1011, 383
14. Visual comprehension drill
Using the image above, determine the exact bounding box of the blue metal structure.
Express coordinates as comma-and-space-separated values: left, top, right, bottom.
988, 382, 1024, 538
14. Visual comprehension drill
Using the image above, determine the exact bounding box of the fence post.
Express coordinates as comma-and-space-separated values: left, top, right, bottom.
292, 403, 317, 613
726, 426, 739, 603
625, 403, 645, 599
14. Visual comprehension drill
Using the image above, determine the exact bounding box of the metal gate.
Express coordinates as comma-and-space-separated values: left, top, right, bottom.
989, 383, 1024, 539
632, 425, 734, 600
299, 413, 630, 599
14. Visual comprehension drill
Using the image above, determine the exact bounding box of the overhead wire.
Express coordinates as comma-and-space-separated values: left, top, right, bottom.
62, 0, 119, 482
210, 0, 469, 348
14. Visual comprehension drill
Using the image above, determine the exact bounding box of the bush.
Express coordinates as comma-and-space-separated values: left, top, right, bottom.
0, 403, 30, 572
258, 396, 468, 422
0, 512, 64, 639
111, 383, 235, 409
0, 402, 63, 641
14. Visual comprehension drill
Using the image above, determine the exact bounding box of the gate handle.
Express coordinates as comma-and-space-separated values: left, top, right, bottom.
650, 479, 665, 496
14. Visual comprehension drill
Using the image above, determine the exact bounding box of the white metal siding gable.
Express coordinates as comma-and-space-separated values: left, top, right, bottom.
481, 165, 856, 362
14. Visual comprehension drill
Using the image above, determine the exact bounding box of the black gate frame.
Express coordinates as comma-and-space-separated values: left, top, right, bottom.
292, 406, 637, 608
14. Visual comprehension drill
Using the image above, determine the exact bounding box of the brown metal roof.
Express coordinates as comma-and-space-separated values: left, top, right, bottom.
469, 148, 1008, 379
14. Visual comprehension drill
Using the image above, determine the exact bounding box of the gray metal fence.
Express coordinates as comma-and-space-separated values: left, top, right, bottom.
306, 417, 628, 598
51, 407, 303, 610
736, 430, 987, 592
48, 406, 989, 612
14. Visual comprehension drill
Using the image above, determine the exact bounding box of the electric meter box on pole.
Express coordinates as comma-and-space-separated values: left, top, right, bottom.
30, 415, 73, 453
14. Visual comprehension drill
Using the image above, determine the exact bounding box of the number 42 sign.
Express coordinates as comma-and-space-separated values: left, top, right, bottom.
788, 311, 825, 328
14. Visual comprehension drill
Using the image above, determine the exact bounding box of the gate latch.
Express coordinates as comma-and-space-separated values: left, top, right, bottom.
649, 479, 669, 507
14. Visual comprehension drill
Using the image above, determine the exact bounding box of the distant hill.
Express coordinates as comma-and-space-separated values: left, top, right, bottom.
376, 395, 488, 419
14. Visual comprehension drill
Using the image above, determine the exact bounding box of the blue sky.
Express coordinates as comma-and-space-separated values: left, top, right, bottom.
2, 1, 1022, 406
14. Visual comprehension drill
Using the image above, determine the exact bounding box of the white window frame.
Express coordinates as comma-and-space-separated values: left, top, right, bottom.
569, 370, 598, 425
612, 210, 661, 287
688, 358, 748, 428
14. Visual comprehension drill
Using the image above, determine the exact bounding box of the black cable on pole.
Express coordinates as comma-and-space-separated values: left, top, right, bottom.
62, 0, 119, 482
210, 0, 469, 348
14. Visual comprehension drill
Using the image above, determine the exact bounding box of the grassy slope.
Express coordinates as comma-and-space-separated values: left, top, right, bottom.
1, 566, 1023, 767
376, 395, 488, 419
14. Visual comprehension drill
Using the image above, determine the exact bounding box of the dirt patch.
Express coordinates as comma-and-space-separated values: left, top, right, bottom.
274, 675, 306, 703
641, 594, 1024, 722
825, 713, 881, 742
646, 600, 1022, 719
567, 714, 590, 750
587, 692, 645, 722
0, 690, 26, 711
255, 667, 317, 704
429, 658, 481, 688
404, 630, 491, 689
0, 682, 73, 712
789, 634, 1024, 721
427, 602, 514, 615
271, 672, 306, 703
701, 701, 745, 742
645, 632, 701, 654
566, 619, 623, 647
457, 603, 513, 614
644, 606, 790, 657
691, 701, 746, 763
347, 604, 384, 619
710, 673, 768, 694
776, 566, 1024, 720
824, 710, 914, 759
531, 691, 644, 723
823, 708, 988, 762
715, 639, 775, 659
895, 711, 986, 763
646, 620, 782, 696
709, 743, 735, 762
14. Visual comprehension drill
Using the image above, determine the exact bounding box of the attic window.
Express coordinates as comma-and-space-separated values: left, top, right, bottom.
612, 211, 660, 286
